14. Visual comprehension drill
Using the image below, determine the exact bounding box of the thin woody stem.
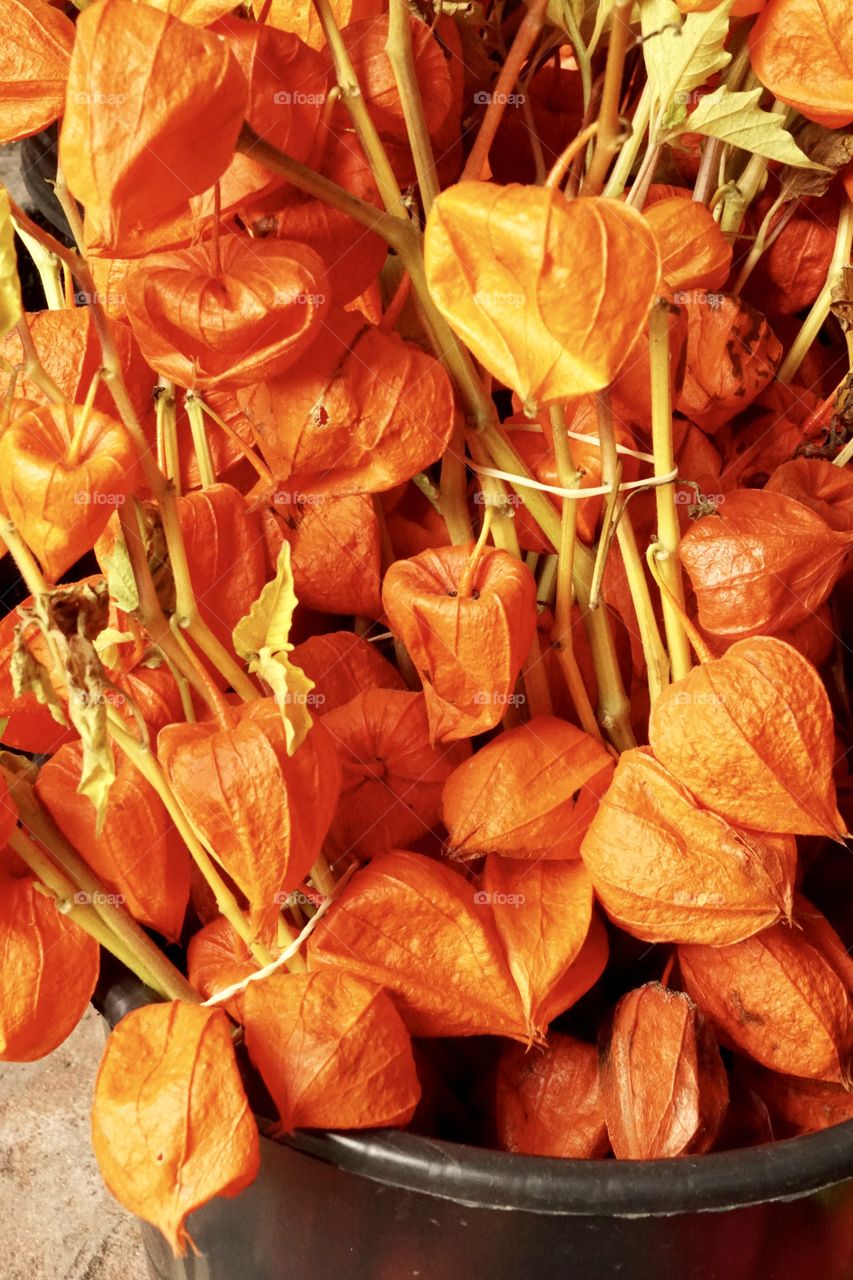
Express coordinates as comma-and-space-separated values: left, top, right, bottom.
457, 507, 494, 597
646, 543, 712, 665
385, 0, 440, 214
582, 0, 633, 196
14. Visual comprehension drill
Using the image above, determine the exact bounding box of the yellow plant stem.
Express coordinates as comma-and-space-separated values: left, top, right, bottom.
549, 405, 603, 740
106, 713, 274, 968
646, 543, 713, 665
184, 392, 216, 488
385, 0, 439, 214
546, 124, 599, 192
778, 200, 853, 384
195, 394, 274, 484
582, 0, 633, 196
439, 413, 474, 545
457, 505, 494, 597
596, 392, 670, 702
648, 301, 692, 682
155, 380, 181, 496
15, 316, 64, 404
13, 220, 65, 310
9, 827, 171, 998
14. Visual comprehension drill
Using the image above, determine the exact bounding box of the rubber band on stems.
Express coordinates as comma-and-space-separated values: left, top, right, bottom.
470, 461, 678, 501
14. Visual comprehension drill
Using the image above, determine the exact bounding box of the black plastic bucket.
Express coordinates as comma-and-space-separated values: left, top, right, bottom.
99, 976, 853, 1280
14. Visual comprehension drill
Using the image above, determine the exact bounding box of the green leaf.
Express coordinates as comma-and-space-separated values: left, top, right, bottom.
665, 88, 828, 169
232, 543, 315, 755
93, 627, 136, 672
101, 529, 140, 614
0, 186, 22, 341
640, 0, 733, 135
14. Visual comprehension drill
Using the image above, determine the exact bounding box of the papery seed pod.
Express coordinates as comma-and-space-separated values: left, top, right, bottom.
715, 413, 817, 492
322, 690, 468, 860
674, 295, 781, 433
243, 970, 421, 1131
113, 664, 191, 740
60, 0, 248, 254
766, 457, 853, 532
600, 983, 729, 1159
610, 293, 688, 429
494, 1035, 609, 1158
382, 544, 537, 742
187, 916, 256, 1015
210, 17, 328, 213
425, 185, 660, 406
238, 309, 455, 494
763, 604, 836, 669
36, 742, 190, 940
0, 402, 139, 581
0, 605, 78, 754
580, 749, 795, 945
308, 849, 529, 1041
0, 873, 99, 1061
442, 716, 614, 861
92, 1002, 259, 1255
644, 197, 732, 292
289, 631, 406, 714
678, 489, 852, 637
739, 1060, 853, 1138
795, 895, 853, 992
750, 0, 853, 128
0, 0, 75, 144
262, 492, 382, 618
0, 307, 154, 420
648, 637, 845, 838
679, 926, 853, 1084
745, 184, 843, 317
490, 56, 584, 187
483, 856, 594, 1034
382, 483, 452, 559
125, 235, 328, 390
158, 701, 341, 942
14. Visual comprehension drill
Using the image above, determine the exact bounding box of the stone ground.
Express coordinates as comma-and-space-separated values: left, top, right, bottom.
0, 1009, 150, 1280
0, 141, 149, 1280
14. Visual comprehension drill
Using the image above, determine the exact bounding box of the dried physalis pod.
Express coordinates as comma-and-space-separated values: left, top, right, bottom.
482, 857, 595, 1035
442, 716, 614, 861
238, 309, 454, 494
679, 925, 853, 1084
382, 544, 537, 742
745, 184, 844, 317
678, 490, 852, 638
308, 850, 529, 1041
264, 0, 383, 51
0, 872, 100, 1060
158, 702, 341, 943
243, 970, 421, 1132
766, 457, 853, 533
494, 1035, 609, 1159
125, 235, 328, 390
289, 631, 406, 714
643, 197, 732, 292
739, 1060, 853, 1138
1, 0, 75, 145
750, 0, 853, 128
674, 294, 781, 433
92, 1003, 259, 1256
0, 402, 139, 581
187, 916, 256, 1018
539, 910, 610, 1027
59, 0, 248, 253
322, 690, 469, 859
600, 984, 729, 1160
580, 749, 795, 946
36, 742, 190, 941
425, 185, 660, 406
648, 637, 846, 838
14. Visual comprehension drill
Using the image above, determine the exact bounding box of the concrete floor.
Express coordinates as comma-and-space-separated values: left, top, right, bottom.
0, 141, 149, 1278
0, 1007, 150, 1279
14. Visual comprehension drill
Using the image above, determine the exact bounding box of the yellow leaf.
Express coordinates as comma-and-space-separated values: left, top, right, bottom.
640, 0, 733, 135
666, 88, 829, 169
232, 543, 315, 754
0, 186, 23, 340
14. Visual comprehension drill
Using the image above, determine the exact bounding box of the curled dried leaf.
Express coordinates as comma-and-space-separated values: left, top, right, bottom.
442, 716, 614, 861
580, 749, 796, 945
243, 970, 421, 1131
92, 1002, 259, 1255
308, 849, 529, 1041
494, 1035, 609, 1158
648, 637, 846, 838
600, 983, 729, 1160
